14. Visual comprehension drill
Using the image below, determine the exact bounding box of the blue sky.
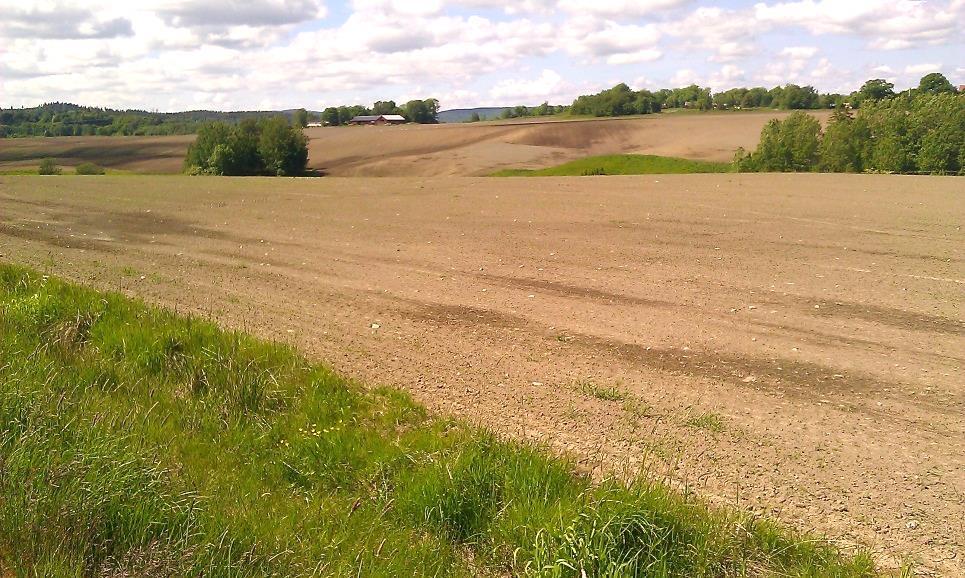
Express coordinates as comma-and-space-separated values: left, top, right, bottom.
1, 0, 962, 112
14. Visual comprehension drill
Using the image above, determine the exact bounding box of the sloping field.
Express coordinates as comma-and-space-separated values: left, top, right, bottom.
0, 110, 830, 176
306, 111, 831, 176
0, 173, 961, 575
0, 134, 195, 173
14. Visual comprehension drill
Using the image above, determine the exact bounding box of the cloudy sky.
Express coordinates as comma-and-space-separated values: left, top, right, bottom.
2, 0, 962, 112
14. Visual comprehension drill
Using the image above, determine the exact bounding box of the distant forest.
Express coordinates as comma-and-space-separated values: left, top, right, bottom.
563, 72, 960, 118
0, 103, 317, 138
465, 72, 961, 121
0, 98, 441, 138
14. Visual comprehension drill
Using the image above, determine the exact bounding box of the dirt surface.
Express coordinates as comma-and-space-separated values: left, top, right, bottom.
0, 134, 195, 173
1, 173, 962, 575
0, 110, 829, 176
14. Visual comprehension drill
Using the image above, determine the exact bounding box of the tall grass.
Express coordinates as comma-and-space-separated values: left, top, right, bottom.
491, 154, 733, 176
0, 263, 876, 577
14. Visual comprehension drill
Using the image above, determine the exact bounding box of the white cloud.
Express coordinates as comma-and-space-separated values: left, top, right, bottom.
490, 69, 569, 103
562, 20, 663, 64
754, 0, 963, 50
670, 68, 700, 85
0, 3, 134, 39
780, 46, 818, 58
557, 0, 692, 17
160, 0, 327, 27
708, 64, 746, 88
904, 63, 941, 75
1, 0, 961, 111
665, 6, 765, 63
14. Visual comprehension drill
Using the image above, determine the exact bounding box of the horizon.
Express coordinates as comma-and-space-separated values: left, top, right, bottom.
1, 1, 962, 113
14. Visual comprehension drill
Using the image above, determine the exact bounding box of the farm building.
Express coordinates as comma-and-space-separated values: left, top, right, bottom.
348, 114, 406, 125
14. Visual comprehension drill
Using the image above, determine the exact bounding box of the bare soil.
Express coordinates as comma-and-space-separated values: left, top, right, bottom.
0, 110, 829, 176
0, 134, 195, 173
0, 173, 961, 575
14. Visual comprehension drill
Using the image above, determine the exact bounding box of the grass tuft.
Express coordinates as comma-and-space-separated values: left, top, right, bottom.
687, 412, 727, 433
579, 380, 627, 402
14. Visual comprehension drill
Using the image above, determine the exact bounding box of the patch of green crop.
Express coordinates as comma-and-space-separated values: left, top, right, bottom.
491, 154, 733, 176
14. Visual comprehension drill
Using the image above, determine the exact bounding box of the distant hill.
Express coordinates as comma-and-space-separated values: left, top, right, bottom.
0, 102, 321, 138
437, 107, 511, 123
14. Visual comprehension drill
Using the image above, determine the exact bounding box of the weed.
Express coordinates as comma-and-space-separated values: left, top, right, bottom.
687, 412, 726, 433
579, 380, 627, 402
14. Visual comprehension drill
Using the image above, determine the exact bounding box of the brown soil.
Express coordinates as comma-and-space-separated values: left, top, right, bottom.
0, 134, 195, 173
0, 173, 961, 575
0, 110, 829, 176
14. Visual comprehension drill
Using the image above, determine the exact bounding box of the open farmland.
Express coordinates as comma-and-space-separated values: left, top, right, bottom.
0, 110, 830, 176
0, 173, 961, 575
0, 134, 195, 174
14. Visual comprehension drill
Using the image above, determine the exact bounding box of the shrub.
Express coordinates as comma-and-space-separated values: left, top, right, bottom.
737, 91, 963, 175
74, 162, 106, 175
581, 167, 606, 176
184, 117, 308, 176
37, 158, 61, 175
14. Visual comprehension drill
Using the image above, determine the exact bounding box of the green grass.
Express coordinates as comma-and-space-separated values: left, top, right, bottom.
0, 263, 877, 577
490, 154, 733, 177
687, 413, 727, 434
579, 380, 628, 402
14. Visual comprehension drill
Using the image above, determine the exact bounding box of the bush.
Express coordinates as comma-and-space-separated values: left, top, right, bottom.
737, 91, 963, 175
581, 167, 606, 176
37, 158, 61, 175
184, 117, 308, 176
737, 112, 820, 172
74, 162, 106, 175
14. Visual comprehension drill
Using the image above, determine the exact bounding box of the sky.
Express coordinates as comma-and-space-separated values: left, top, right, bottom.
1, 0, 962, 112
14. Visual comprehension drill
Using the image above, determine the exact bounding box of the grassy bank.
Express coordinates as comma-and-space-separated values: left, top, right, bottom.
0, 263, 875, 577
491, 154, 733, 177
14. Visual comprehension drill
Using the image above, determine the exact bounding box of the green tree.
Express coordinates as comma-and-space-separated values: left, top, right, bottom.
917, 72, 956, 95
226, 118, 264, 175
911, 93, 964, 174
258, 117, 309, 176
468, 112, 481, 123
184, 121, 233, 174
292, 108, 309, 128
184, 118, 308, 176
738, 111, 821, 172
857, 79, 895, 103
372, 100, 398, 115
818, 110, 867, 172
422, 98, 440, 122
402, 99, 439, 124
322, 107, 340, 126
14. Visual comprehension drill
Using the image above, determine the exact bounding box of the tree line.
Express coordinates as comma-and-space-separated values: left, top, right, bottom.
0, 102, 320, 138
184, 117, 308, 176
566, 72, 960, 118
319, 99, 440, 126
735, 88, 963, 175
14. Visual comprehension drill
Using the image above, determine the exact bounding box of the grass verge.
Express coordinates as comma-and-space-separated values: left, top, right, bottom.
0, 262, 876, 577
490, 154, 733, 177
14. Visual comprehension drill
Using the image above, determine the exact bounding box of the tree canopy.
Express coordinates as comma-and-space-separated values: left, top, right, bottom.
184, 117, 308, 176
315, 98, 440, 125
918, 73, 956, 95
736, 91, 964, 175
